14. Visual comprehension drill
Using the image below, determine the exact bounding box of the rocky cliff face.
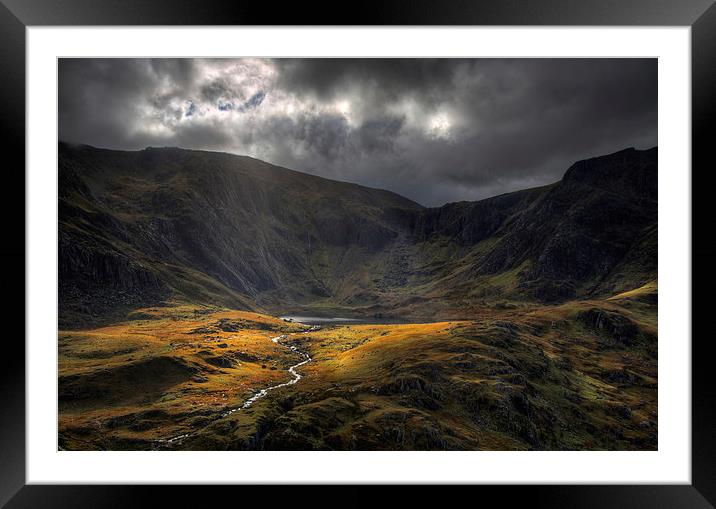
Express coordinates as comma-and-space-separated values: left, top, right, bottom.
411, 186, 548, 246
59, 232, 170, 327
413, 147, 657, 302
516, 147, 657, 300
58, 144, 657, 325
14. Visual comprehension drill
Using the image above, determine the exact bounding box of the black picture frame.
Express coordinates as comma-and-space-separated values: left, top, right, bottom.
2, 0, 714, 506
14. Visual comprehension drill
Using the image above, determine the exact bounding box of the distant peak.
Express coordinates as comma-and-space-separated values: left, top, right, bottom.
560, 146, 657, 203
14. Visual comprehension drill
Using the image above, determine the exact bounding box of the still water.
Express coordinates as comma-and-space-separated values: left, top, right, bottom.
279, 316, 408, 326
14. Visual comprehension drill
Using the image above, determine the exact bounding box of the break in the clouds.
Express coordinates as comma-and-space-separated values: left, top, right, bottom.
59, 58, 656, 206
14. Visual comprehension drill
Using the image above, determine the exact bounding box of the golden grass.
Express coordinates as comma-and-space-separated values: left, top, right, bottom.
59, 289, 657, 451
59, 306, 308, 447
608, 280, 657, 301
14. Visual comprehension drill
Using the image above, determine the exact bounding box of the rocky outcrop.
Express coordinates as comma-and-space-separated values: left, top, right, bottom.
58, 232, 169, 327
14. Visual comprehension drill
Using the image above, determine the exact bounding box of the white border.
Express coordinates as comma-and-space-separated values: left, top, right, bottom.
27, 27, 691, 484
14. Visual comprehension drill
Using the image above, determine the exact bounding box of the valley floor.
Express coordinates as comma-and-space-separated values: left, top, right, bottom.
58, 283, 657, 451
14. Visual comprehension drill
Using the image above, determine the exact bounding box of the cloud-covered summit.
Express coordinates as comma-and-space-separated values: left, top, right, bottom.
59, 58, 656, 206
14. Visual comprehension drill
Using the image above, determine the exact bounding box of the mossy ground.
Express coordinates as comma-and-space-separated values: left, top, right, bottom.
59, 282, 657, 451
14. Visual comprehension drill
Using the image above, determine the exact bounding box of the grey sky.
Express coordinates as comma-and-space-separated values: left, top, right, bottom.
59, 58, 657, 206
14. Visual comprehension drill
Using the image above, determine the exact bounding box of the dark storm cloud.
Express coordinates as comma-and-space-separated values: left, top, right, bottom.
273, 58, 461, 104
356, 115, 405, 154
59, 58, 656, 206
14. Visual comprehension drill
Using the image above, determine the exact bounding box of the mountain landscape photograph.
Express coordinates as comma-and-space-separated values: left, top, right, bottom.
58, 57, 658, 451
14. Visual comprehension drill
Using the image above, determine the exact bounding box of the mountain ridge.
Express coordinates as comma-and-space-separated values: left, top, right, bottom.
58, 143, 657, 327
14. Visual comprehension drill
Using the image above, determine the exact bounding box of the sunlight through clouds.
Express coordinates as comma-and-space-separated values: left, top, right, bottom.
59, 58, 657, 206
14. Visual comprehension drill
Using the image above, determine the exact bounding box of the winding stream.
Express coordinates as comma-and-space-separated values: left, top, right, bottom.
222, 335, 311, 417
157, 333, 311, 447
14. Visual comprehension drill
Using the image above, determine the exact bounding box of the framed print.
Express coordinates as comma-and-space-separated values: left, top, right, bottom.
3, 0, 715, 505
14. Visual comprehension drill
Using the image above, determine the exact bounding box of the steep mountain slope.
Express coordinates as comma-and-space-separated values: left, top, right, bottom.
412, 147, 657, 305
59, 144, 657, 327
59, 143, 421, 326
